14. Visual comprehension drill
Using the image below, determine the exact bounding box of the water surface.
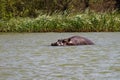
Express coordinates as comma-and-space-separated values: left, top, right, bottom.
0, 32, 120, 80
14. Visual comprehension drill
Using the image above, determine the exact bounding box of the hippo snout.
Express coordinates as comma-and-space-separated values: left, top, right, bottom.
51, 42, 58, 46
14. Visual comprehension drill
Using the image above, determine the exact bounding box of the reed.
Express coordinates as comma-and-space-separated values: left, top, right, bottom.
0, 11, 120, 32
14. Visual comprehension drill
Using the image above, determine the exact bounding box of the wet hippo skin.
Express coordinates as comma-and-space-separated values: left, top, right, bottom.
51, 36, 94, 46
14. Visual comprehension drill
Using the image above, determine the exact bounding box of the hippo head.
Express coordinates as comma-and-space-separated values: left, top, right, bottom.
51, 39, 70, 46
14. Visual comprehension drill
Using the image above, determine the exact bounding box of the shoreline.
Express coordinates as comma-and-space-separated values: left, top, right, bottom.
0, 12, 120, 32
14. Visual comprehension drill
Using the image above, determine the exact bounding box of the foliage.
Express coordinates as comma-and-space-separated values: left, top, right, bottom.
0, 0, 120, 32
0, 11, 120, 32
0, 0, 119, 19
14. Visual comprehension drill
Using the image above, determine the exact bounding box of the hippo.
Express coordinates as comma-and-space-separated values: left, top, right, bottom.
51, 36, 94, 46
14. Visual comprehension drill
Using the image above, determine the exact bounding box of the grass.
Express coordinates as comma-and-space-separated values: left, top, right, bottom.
0, 11, 120, 32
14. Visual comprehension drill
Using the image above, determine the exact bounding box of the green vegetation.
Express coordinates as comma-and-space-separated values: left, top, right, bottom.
0, 11, 120, 32
0, 0, 119, 19
0, 0, 120, 32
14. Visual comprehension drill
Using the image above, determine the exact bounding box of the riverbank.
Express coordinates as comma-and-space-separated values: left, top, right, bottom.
0, 11, 120, 32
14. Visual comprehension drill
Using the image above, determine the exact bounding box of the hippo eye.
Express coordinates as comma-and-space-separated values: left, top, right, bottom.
58, 39, 62, 42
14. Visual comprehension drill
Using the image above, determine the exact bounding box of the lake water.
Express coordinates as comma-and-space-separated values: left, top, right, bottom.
0, 32, 120, 80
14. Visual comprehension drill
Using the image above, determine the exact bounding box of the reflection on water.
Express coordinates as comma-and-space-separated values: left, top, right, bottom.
0, 33, 120, 80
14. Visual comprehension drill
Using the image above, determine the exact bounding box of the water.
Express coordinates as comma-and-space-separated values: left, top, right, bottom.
0, 32, 120, 80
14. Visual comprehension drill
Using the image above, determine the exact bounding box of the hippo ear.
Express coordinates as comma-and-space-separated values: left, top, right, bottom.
68, 38, 71, 42
68, 38, 73, 43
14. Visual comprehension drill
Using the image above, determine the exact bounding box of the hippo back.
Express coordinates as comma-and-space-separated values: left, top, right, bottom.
67, 36, 94, 45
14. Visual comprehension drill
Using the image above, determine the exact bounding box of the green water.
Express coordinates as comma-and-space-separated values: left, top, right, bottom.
0, 32, 120, 80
